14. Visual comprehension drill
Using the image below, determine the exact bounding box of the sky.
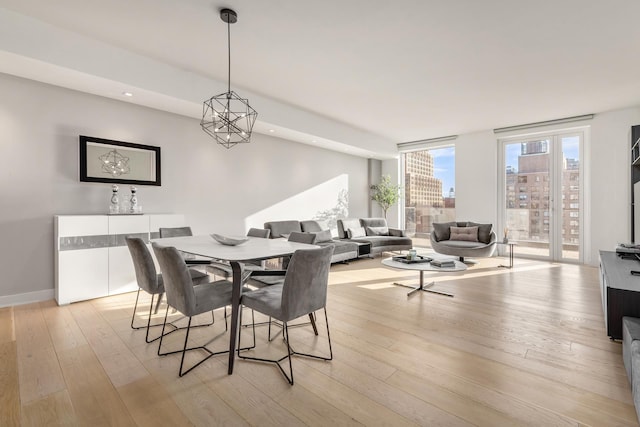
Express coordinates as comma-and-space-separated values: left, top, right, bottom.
430, 146, 455, 197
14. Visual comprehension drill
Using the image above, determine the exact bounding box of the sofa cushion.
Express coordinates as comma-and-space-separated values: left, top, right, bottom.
318, 240, 358, 255
450, 226, 479, 242
311, 229, 333, 243
352, 235, 412, 248
347, 227, 366, 238
365, 226, 389, 236
466, 222, 493, 244
338, 218, 361, 239
264, 220, 301, 238
360, 218, 388, 228
433, 222, 457, 242
300, 220, 328, 233
389, 228, 406, 237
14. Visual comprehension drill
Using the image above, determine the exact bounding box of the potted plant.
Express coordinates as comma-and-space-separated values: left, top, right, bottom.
370, 175, 402, 219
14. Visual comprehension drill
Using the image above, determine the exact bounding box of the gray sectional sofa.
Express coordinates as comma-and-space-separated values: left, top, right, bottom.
263, 219, 359, 263
336, 218, 413, 256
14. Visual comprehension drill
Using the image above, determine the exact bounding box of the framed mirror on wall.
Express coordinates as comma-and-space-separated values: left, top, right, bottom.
79, 135, 161, 186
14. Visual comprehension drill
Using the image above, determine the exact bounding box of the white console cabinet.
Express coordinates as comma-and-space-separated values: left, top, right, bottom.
54, 214, 185, 305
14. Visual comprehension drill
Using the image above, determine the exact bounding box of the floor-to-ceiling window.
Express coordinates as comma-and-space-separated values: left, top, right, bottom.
499, 131, 583, 262
400, 145, 455, 248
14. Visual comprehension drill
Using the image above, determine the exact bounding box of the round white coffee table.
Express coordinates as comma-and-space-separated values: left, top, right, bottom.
382, 256, 467, 297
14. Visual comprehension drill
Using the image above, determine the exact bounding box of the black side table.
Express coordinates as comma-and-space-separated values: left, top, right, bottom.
497, 242, 516, 268
356, 242, 372, 258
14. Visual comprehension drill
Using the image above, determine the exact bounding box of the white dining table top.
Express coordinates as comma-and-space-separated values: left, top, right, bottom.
152, 234, 318, 262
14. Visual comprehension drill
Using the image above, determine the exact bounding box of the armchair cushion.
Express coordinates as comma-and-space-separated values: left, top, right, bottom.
433, 222, 457, 242
466, 222, 493, 244
450, 226, 479, 242
365, 226, 389, 236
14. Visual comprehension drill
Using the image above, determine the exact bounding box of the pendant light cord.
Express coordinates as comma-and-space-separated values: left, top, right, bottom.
227, 18, 231, 94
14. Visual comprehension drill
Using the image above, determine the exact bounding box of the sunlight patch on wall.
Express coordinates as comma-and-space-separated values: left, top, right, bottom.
245, 174, 349, 230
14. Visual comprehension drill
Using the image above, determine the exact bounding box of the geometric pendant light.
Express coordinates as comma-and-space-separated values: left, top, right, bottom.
200, 8, 257, 148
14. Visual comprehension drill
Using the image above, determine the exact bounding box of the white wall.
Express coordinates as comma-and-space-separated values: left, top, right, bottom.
0, 73, 370, 300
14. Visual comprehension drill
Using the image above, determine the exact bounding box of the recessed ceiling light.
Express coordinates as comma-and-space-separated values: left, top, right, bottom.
268, 129, 275, 133
122, 91, 133, 97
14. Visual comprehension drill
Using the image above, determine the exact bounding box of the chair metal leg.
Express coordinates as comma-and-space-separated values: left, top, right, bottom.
265, 315, 312, 341
157, 306, 171, 356
237, 307, 257, 357
309, 312, 318, 336
131, 289, 178, 343
288, 308, 333, 361
130, 288, 142, 329
144, 294, 160, 343
283, 323, 294, 385
178, 317, 193, 377
136, 291, 215, 344
156, 305, 253, 377
154, 292, 164, 314
237, 307, 332, 385
158, 311, 229, 377
158, 307, 219, 355
324, 308, 333, 360
267, 316, 286, 342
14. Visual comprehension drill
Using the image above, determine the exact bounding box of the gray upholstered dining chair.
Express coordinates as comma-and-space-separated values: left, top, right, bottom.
126, 237, 211, 343
247, 230, 320, 333
238, 245, 334, 385
248, 231, 318, 288
152, 242, 254, 377
158, 226, 213, 267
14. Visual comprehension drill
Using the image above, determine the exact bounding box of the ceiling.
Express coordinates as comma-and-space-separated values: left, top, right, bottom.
1, 0, 640, 158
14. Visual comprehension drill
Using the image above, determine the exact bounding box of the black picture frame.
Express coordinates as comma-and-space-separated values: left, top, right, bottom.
79, 135, 161, 186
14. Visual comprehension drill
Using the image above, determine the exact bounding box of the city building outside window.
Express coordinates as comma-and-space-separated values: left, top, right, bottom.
402, 146, 455, 248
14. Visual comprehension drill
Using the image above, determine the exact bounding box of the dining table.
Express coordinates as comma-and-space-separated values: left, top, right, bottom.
151, 234, 318, 374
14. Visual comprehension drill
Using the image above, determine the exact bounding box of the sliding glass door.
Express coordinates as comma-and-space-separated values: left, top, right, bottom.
500, 132, 583, 262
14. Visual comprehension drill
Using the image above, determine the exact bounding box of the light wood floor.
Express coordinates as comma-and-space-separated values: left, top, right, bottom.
2, 255, 638, 426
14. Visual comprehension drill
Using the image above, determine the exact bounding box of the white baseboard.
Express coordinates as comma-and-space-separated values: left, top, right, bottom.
0, 289, 55, 308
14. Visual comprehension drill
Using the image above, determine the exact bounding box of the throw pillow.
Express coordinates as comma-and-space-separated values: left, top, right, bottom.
312, 229, 333, 243
365, 226, 389, 236
432, 222, 456, 241
389, 228, 405, 237
466, 222, 493, 244
450, 226, 479, 242
346, 227, 366, 239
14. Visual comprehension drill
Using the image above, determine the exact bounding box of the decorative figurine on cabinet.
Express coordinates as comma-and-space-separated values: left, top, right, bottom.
109, 184, 120, 214
129, 186, 141, 214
